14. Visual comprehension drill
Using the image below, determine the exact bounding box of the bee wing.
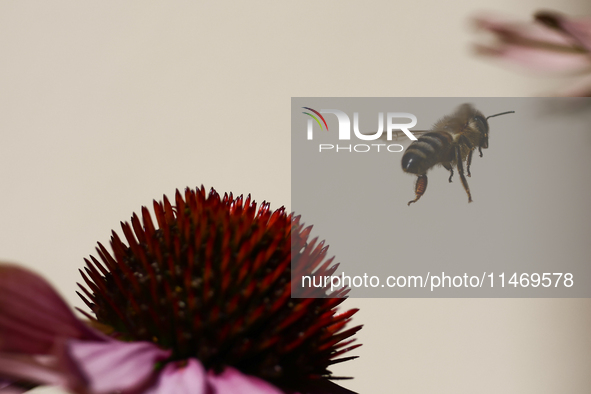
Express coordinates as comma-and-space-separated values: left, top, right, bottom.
360, 130, 430, 143
393, 130, 430, 140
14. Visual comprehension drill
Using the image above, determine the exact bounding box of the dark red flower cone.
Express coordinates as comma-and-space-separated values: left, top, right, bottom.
77, 186, 361, 392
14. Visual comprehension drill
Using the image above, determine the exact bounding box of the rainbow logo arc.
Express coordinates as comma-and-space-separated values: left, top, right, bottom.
302, 107, 329, 131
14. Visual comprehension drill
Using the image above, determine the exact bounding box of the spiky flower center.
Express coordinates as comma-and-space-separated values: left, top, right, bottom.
78, 187, 360, 385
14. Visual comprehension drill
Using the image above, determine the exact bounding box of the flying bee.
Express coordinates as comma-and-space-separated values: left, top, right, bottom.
401, 104, 514, 205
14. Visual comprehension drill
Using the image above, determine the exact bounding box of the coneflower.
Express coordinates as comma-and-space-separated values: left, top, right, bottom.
0, 186, 361, 394
473, 10, 591, 96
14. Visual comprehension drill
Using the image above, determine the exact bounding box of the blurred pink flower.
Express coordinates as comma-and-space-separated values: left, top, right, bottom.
474, 10, 591, 96
0, 187, 360, 394
0, 267, 294, 394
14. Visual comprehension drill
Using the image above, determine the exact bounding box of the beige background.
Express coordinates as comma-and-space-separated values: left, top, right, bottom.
0, 1, 590, 393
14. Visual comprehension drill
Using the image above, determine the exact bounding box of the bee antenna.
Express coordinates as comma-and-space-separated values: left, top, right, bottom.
486, 111, 515, 120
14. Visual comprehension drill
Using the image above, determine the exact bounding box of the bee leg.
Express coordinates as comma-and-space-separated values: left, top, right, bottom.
458, 136, 475, 178
455, 146, 473, 203
478, 146, 483, 158
443, 163, 453, 182
408, 175, 428, 206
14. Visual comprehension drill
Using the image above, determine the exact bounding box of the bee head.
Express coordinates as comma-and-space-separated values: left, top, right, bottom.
474, 115, 489, 149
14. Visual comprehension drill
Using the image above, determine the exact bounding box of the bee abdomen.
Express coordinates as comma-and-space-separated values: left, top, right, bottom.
401, 132, 452, 175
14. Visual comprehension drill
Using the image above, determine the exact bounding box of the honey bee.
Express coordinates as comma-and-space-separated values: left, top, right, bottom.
402, 104, 514, 205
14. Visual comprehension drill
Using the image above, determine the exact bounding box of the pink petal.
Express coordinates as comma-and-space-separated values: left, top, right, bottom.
0, 264, 98, 354
474, 14, 573, 46
206, 367, 284, 394
474, 42, 591, 73
0, 382, 28, 394
0, 353, 69, 387
536, 11, 591, 52
0, 379, 30, 394
64, 339, 171, 394
145, 359, 208, 394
